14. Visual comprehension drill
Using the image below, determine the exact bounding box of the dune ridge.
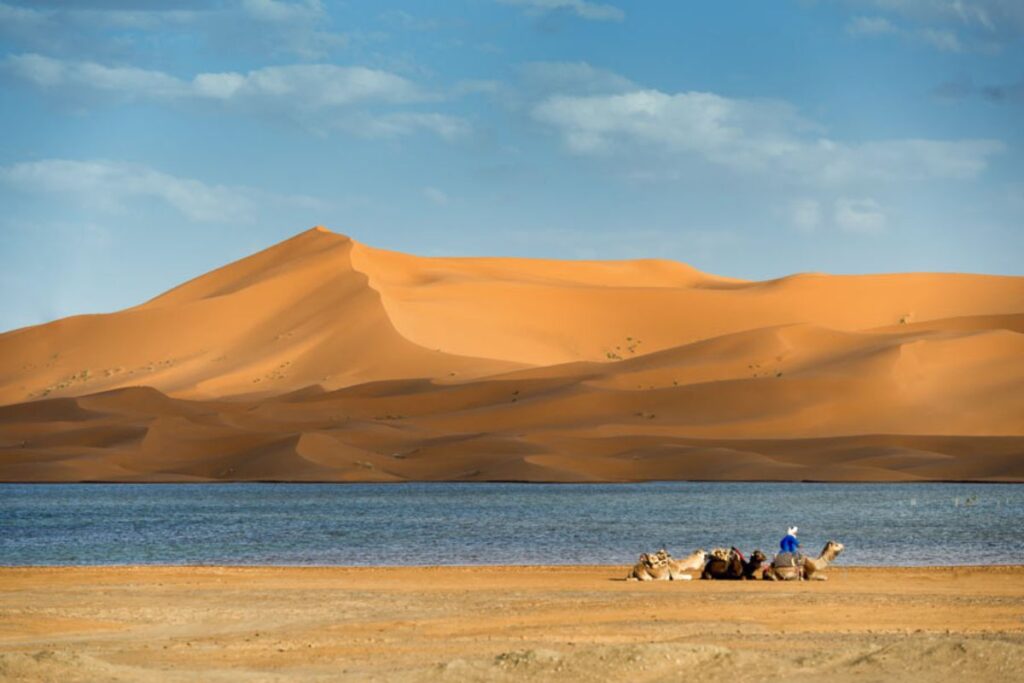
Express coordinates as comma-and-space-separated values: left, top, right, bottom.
1, 226, 1022, 482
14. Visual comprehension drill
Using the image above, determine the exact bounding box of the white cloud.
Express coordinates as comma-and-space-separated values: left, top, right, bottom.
4, 53, 469, 140
791, 199, 822, 233
839, 0, 1024, 51
5, 53, 187, 95
5, 54, 426, 106
834, 197, 887, 234
531, 88, 1003, 185
227, 64, 426, 107
235, 0, 348, 57
0, 2, 47, 27
498, 0, 624, 22
819, 139, 1002, 181
2, 159, 265, 223
848, 0, 1024, 32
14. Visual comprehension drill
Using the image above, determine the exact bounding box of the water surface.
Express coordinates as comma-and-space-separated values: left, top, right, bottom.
1, 482, 1021, 566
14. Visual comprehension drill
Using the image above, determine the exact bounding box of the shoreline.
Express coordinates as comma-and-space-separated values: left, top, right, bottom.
5, 478, 1024, 484
3, 563, 1023, 569
2, 565, 1022, 681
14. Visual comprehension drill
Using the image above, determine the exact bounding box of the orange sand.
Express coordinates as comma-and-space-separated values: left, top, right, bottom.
1, 227, 1022, 481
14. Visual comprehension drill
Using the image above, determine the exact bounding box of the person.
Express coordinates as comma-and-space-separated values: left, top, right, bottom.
771, 526, 805, 580
780, 526, 799, 554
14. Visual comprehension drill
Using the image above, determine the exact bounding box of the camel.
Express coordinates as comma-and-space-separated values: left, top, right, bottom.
765, 540, 844, 581
703, 548, 769, 580
625, 548, 706, 581
625, 550, 671, 581
666, 549, 707, 581
702, 547, 745, 580
743, 549, 768, 580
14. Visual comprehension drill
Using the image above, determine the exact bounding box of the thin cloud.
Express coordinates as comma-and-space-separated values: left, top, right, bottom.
240, 0, 323, 23
838, 0, 1024, 51
5, 54, 426, 105
0, 159, 255, 223
834, 197, 887, 234
846, 14, 965, 52
4, 53, 469, 140
497, 0, 624, 22
0, 1, 346, 60
790, 199, 823, 233
919, 27, 963, 52
0, 159, 327, 223
846, 16, 897, 36
933, 77, 1024, 103
520, 61, 637, 95
843, 0, 1024, 33
531, 87, 1003, 185
339, 112, 471, 141
422, 187, 450, 206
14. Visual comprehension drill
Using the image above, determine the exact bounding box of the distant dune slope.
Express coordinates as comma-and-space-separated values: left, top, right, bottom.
0, 226, 1021, 482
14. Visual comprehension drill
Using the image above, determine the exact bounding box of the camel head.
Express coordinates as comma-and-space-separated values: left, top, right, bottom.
750, 549, 767, 564
821, 540, 845, 561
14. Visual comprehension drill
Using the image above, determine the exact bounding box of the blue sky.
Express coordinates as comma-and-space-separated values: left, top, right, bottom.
1, 0, 1022, 332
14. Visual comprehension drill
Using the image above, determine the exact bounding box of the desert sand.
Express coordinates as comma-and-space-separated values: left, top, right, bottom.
1, 565, 1023, 682
1, 226, 1022, 482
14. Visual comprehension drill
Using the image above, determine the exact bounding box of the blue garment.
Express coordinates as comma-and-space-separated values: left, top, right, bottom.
780, 534, 799, 553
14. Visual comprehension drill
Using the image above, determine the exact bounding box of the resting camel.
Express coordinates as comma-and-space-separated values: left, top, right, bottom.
626, 548, 706, 581
702, 547, 745, 580
744, 549, 768, 580
666, 549, 707, 580
626, 550, 670, 581
764, 540, 844, 581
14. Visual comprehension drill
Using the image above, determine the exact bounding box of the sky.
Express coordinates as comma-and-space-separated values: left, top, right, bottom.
1, 0, 1022, 332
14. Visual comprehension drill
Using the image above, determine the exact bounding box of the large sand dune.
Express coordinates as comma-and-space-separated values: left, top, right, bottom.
1, 226, 1022, 481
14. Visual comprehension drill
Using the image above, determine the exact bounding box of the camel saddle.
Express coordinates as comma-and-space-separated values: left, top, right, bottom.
772, 552, 803, 580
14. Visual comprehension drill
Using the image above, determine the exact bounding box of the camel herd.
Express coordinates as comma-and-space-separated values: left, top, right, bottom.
626, 541, 845, 582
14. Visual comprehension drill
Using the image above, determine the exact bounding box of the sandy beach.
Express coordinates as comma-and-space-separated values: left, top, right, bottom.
1, 565, 1022, 681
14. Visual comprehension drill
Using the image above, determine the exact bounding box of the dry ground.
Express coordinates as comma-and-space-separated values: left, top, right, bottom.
2, 565, 1023, 681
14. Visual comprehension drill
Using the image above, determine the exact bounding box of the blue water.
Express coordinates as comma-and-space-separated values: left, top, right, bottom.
1, 483, 1021, 566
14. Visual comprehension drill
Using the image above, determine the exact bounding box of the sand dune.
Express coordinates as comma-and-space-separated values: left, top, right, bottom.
1, 226, 1022, 482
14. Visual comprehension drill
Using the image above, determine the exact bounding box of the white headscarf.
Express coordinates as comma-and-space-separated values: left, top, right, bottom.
787, 526, 798, 536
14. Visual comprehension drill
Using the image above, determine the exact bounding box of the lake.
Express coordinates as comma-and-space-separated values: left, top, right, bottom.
1, 482, 1021, 566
